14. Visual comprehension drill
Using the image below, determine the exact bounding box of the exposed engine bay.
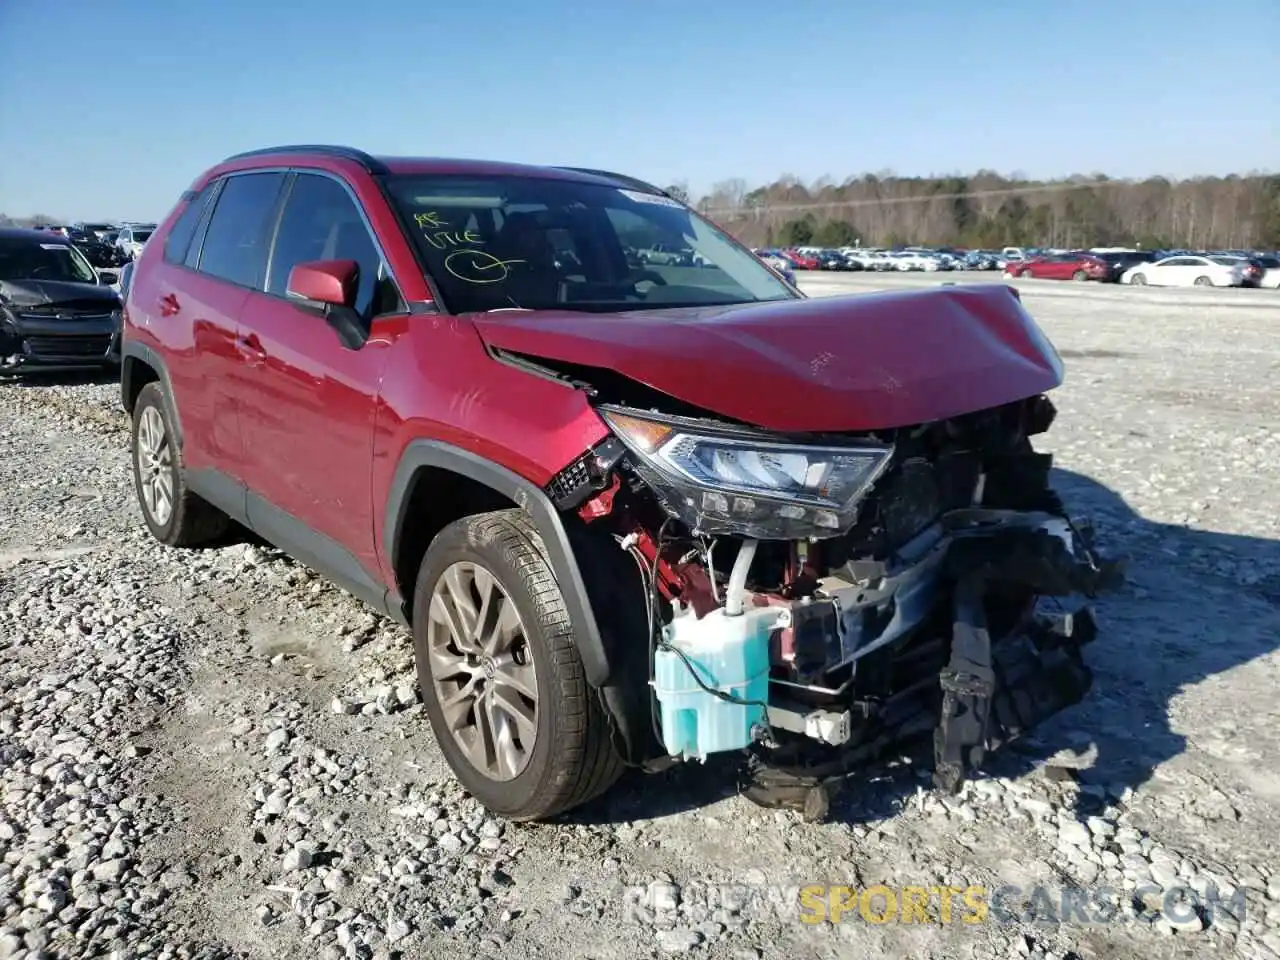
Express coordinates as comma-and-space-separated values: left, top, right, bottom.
544, 389, 1126, 816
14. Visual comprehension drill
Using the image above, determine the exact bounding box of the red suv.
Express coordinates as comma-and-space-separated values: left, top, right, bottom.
121, 145, 1121, 821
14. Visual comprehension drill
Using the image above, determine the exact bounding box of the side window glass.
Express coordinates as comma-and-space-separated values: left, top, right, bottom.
183, 180, 221, 270
163, 185, 214, 264
267, 173, 401, 319
197, 172, 285, 287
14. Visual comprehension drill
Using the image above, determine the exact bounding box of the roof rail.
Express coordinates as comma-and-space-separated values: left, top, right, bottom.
553, 167, 673, 199
221, 144, 388, 174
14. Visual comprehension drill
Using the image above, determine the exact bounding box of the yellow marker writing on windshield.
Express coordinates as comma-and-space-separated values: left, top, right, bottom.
414, 211, 449, 229
444, 250, 524, 284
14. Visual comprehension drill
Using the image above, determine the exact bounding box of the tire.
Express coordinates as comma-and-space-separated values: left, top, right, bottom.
130, 382, 229, 547
1194, 275, 1214, 287
1130, 273, 1147, 286
412, 509, 624, 821
1071, 269, 1088, 281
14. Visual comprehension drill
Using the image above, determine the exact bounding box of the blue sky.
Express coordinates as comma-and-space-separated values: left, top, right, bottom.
1, 0, 1275, 221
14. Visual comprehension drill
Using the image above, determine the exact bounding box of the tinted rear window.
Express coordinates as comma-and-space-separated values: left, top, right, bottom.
196, 173, 285, 287
164, 185, 216, 265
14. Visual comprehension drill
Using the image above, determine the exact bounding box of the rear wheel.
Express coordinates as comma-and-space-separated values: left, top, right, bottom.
1071, 269, 1088, 281
1194, 275, 1214, 287
412, 509, 623, 821
130, 382, 229, 547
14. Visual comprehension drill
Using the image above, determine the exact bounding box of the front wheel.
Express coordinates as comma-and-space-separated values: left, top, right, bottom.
412, 509, 623, 821
1071, 269, 1088, 281
1130, 273, 1147, 286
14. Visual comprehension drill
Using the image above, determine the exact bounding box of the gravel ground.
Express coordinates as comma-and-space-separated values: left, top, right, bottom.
1, 275, 1279, 960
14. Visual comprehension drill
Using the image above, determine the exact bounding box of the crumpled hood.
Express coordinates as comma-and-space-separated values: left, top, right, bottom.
0, 279, 119, 310
471, 283, 1065, 432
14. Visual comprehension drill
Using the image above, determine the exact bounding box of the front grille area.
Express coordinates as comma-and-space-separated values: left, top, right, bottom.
16, 306, 115, 321
25, 335, 112, 358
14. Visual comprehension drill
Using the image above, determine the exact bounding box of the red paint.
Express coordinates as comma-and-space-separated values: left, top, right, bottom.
578, 474, 621, 522
473, 284, 1063, 432
125, 148, 1066, 606
1008, 254, 1110, 281
286, 259, 358, 305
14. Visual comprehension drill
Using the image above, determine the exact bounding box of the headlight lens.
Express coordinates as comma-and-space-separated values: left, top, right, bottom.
600, 406, 892, 540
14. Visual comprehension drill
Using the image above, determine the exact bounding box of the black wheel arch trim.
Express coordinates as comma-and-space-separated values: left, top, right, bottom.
385, 439, 612, 687
120, 340, 184, 447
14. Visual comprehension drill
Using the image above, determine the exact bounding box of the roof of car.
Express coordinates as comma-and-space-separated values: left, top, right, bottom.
214, 145, 669, 195
0, 227, 70, 244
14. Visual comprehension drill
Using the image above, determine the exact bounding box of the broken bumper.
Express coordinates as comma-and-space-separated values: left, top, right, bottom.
745, 509, 1125, 813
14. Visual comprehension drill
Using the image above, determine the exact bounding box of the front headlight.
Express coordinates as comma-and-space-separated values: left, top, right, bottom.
599, 406, 893, 540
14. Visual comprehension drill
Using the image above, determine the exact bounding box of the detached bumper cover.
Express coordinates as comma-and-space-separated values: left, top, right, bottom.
745, 509, 1125, 815
933, 516, 1122, 794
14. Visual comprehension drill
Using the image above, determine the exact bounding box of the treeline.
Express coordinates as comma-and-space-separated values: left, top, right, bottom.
672, 172, 1280, 250
10, 169, 1280, 252
0, 214, 61, 228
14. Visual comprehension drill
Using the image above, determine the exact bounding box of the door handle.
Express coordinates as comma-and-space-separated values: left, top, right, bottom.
236, 333, 267, 364
157, 293, 180, 317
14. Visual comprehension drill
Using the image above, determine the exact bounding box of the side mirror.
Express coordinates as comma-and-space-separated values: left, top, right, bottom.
98, 271, 119, 286
286, 259, 358, 308
286, 259, 365, 350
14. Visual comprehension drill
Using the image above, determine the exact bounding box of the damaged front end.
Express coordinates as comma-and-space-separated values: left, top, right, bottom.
552, 391, 1125, 815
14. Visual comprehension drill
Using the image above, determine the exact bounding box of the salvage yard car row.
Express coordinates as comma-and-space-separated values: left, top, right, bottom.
26, 220, 156, 269
758, 244, 1280, 288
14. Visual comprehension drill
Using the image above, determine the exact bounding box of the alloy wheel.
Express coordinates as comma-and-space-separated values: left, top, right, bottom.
136, 405, 174, 526
426, 561, 538, 781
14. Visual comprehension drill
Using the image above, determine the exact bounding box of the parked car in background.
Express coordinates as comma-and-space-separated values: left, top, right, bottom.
1005, 253, 1110, 281
1090, 250, 1157, 281
1210, 255, 1265, 287
1251, 254, 1280, 288
754, 251, 798, 287
780, 249, 820, 270
115, 224, 156, 261
891, 251, 939, 271
1121, 254, 1252, 287
963, 251, 999, 270
814, 250, 850, 270
72, 222, 119, 242
0, 228, 122, 375
67, 228, 128, 268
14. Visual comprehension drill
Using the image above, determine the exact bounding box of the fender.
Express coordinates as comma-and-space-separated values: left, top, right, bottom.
120, 340, 184, 446
384, 439, 612, 687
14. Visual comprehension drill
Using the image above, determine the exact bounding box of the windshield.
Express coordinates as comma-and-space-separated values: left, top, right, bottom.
383, 174, 796, 313
0, 237, 99, 284
130, 229, 154, 243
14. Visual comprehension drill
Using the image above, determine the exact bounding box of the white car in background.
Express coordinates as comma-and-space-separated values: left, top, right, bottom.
115, 224, 156, 262
1121, 254, 1251, 288
892, 252, 939, 272
1254, 255, 1280, 288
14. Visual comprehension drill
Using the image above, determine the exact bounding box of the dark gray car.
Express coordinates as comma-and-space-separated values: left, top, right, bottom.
0, 228, 123, 375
